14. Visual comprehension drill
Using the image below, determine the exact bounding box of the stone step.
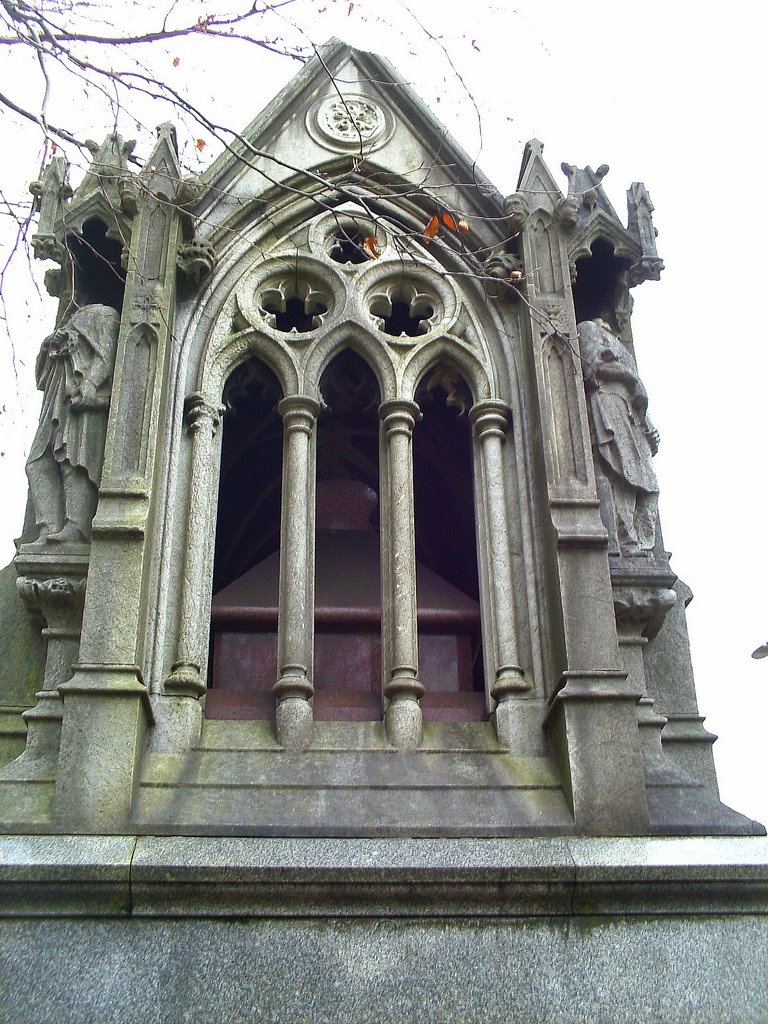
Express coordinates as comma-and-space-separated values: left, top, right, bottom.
134, 740, 570, 835
140, 748, 560, 789
198, 718, 506, 753
0, 778, 55, 827
134, 776, 574, 836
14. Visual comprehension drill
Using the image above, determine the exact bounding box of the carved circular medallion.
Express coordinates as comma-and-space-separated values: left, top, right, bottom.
311, 95, 388, 150
308, 95, 392, 153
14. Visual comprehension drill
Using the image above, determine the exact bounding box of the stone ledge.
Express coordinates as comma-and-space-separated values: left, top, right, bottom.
0, 834, 767, 919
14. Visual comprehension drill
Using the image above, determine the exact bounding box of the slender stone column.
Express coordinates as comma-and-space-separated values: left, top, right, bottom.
379, 400, 424, 750
273, 396, 319, 751
166, 394, 224, 698
470, 401, 531, 747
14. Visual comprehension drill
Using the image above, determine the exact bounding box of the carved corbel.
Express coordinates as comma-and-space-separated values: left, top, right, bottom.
175, 174, 207, 239
556, 195, 580, 229
17, 575, 86, 628
535, 296, 572, 339
483, 249, 524, 299
118, 173, 140, 216
177, 239, 216, 295
503, 193, 528, 232
43, 266, 65, 297
613, 585, 676, 640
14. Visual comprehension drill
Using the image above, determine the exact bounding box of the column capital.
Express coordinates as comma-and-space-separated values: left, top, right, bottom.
277, 395, 321, 423
379, 399, 421, 433
470, 400, 512, 438
183, 393, 224, 435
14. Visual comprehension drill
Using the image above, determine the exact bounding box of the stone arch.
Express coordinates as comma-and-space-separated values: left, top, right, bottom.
204, 327, 299, 408
303, 322, 397, 404
403, 336, 493, 404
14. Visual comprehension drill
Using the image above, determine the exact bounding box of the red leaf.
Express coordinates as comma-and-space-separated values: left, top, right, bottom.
362, 236, 381, 259
423, 215, 440, 239
196, 138, 206, 152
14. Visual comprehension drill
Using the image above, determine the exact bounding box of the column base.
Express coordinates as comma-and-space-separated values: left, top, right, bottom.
275, 697, 313, 751
54, 665, 153, 831
493, 698, 547, 755
385, 699, 422, 751
0, 691, 63, 779
545, 670, 648, 835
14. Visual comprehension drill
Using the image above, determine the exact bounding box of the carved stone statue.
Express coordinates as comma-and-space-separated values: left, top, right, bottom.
26, 304, 120, 544
578, 318, 660, 556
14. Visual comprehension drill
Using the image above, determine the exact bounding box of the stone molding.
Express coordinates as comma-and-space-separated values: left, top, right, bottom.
0, 834, 766, 919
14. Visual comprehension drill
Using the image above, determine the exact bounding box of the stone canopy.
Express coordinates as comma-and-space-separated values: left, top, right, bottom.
0, 38, 762, 842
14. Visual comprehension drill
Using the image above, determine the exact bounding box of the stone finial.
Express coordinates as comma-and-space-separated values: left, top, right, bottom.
627, 182, 664, 285
29, 156, 73, 263
78, 135, 137, 195
561, 162, 610, 219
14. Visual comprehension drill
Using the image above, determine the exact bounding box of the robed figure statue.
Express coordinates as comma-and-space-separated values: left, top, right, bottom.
26, 304, 120, 544
578, 318, 660, 557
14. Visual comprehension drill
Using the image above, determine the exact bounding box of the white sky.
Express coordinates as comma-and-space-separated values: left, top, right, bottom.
0, 0, 766, 827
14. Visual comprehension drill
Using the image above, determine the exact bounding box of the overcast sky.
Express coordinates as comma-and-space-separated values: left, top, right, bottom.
0, 0, 765, 826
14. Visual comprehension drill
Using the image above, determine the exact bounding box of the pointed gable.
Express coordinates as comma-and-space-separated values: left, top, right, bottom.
193, 39, 507, 253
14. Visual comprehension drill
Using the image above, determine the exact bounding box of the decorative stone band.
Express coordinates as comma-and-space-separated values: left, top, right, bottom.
2, 834, 766, 918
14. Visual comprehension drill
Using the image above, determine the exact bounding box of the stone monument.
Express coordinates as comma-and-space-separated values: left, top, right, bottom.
0, 39, 765, 1024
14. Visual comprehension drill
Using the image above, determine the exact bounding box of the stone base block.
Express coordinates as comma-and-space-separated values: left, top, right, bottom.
0, 835, 765, 1023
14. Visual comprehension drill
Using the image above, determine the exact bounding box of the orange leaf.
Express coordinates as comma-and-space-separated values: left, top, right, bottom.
172, 56, 180, 67
362, 236, 381, 259
440, 213, 470, 235
423, 214, 440, 239
196, 138, 206, 152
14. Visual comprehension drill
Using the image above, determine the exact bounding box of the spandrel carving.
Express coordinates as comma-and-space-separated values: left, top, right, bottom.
25, 304, 120, 545
578, 318, 659, 557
